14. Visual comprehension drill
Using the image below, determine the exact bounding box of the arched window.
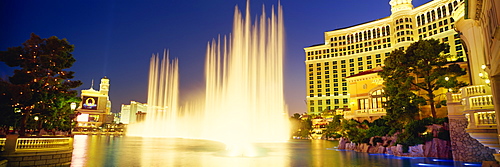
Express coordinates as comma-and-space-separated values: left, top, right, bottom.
431, 10, 436, 21
405, 18, 409, 22
437, 8, 442, 19
448, 3, 453, 14
377, 28, 381, 38
417, 16, 421, 26
382, 27, 386, 36
426, 12, 431, 23
386, 26, 390, 35
370, 89, 385, 109
442, 6, 447, 16
421, 14, 425, 25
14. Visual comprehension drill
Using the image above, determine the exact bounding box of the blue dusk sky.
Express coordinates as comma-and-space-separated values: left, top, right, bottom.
0, 0, 431, 115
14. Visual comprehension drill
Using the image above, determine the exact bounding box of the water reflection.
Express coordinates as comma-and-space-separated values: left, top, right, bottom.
71, 136, 481, 167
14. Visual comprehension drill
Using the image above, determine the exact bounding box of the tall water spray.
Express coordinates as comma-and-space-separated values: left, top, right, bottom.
203, 2, 290, 144
127, 50, 180, 137
127, 2, 290, 145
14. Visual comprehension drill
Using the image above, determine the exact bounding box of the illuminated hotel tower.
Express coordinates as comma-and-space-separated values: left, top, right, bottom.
304, 0, 466, 115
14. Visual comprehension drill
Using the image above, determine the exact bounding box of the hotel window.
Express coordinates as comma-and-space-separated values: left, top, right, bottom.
309, 85, 314, 88
349, 63, 354, 67
309, 90, 314, 93
318, 93, 322, 97
442, 6, 447, 16
333, 74, 338, 78
368, 65, 372, 69
326, 79, 330, 83
455, 40, 461, 44
376, 59, 382, 63
437, 8, 442, 19
456, 45, 462, 50
318, 100, 323, 105
343, 98, 348, 104
376, 54, 381, 58
317, 80, 322, 84
309, 81, 314, 84
358, 62, 363, 66
334, 83, 338, 86
367, 60, 372, 64
333, 65, 337, 69
350, 68, 354, 72
342, 82, 347, 86
333, 70, 338, 73
334, 99, 339, 104
325, 67, 329, 70
341, 65, 346, 68
342, 87, 347, 91
310, 107, 314, 112
334, 88, 339, 91
326, 99, 331, 105
309, 77, 313, 80
448, 3, 453, 14
342, 74, 346, 77
334, 79, 338, 82
317, 76, 321, 79
326, 84, 330, 87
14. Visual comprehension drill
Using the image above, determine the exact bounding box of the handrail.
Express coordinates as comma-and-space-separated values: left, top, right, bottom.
15, 137, 72, 150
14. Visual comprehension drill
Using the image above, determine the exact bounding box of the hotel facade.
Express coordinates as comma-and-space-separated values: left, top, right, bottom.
304, 0, 466, 115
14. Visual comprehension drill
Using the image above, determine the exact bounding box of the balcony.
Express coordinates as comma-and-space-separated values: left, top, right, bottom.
344, 108, 386, 121
448, 85, 498, 150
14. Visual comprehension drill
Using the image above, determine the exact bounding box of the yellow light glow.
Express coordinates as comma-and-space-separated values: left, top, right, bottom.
77, 114, 89, 122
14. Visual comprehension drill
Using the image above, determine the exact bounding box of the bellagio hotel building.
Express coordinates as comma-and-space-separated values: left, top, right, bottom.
304, 0, 466, 115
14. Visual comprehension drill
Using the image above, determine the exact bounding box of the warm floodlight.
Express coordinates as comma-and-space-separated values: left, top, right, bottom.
71, 102, 77, 110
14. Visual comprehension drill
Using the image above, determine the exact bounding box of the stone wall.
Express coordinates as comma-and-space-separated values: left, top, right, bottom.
0, 150, 72, 167
449, 117, 496, 162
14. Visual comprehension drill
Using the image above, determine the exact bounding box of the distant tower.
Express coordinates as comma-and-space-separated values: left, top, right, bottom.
100, 76, 110, 95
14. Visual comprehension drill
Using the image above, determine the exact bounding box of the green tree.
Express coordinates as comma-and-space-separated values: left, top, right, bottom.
379, 39, 466, 118
341, 119, 368, 143
323, 115, 343, 138
0, 33, 82, 135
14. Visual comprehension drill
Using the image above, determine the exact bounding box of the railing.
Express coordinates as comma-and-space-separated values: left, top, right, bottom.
1, 136, 73, 153
448, 93, 462, 103
461, 85, 491, 97
476, 111, 496, 125
354, 108, 386, 115
16, 137, 72, 150
469, 95, 494, 109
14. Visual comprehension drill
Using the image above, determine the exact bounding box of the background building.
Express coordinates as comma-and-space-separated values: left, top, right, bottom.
120, 101, 147, 124
304, 0, 466, 115
74, 77, 112, 131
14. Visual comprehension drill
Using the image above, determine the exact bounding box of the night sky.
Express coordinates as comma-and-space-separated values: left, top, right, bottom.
1, 0, 431, 115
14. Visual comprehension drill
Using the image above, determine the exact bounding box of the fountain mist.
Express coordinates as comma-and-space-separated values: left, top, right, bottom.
128, 2, 290, 146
